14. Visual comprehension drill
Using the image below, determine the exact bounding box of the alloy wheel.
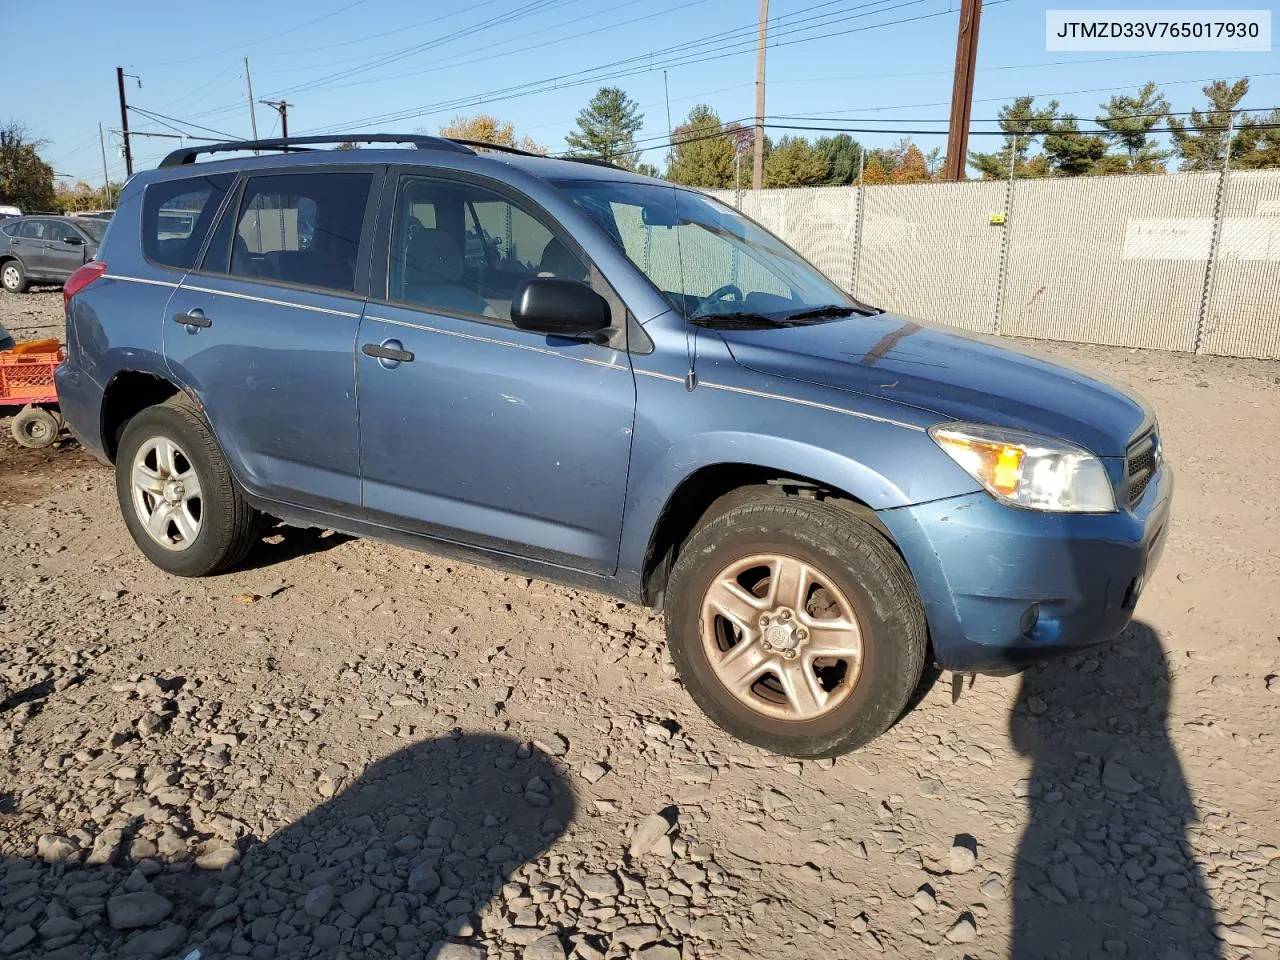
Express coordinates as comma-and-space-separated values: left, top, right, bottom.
131, 435, 204, 550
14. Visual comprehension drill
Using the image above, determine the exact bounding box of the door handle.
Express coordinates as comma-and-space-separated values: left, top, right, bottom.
362, 340, 414, 365
173, 309, 212, 330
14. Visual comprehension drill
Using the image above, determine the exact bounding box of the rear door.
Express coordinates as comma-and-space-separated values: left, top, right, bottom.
356, 168, 636, 575
14, 220, 49, 275
164, 166, 382, 514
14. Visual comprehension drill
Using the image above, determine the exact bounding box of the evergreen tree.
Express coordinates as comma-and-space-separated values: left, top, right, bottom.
1235, 108, 1280, 169
861, 156, 890, 185
815, 134, 863, 185
1169, 79, 1248, 171
666, 105, 735, 188
635, 161, 662, 179
1043, 116, 1108, 176
969, 96, 1059, 178
1096, 81, 1170, 172
764, 136, 828, 187
565, 87, 643, 169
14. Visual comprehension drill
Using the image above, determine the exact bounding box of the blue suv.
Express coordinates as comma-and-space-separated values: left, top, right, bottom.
55, 134, 1171, 757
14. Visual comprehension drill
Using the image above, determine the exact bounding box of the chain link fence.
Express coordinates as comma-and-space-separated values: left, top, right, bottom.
709, 166, 1280, 360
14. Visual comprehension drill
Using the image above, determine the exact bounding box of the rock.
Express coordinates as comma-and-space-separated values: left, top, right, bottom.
1218, 923, 1261, 948
37, 834, 79, 864
534, 733, 569, 757
428, 816, 458, 839
579, 873, 621, 899
636, 946, 681, 960
524, 933, 567, 960
851, 913, 869, 934
950, 836, 978, 874
195, 845, 239, 870
38, 916, 84, 940
946, 914, 978, 943
629, 812, 673, 858
305, 884, 334, 918
912, 885, 936, 914
341, 883, 379, 919
120, 923, 188, 957
0, 926, 36, 954
981, 874, 1005, 898
580, 763, 609, 784
613, 925, 660, 949
107, 891, 174, 930
426, 942, 485, 960
1102, 760, 1143, 794
409, 864, 441, 895
86, 829, 124, 866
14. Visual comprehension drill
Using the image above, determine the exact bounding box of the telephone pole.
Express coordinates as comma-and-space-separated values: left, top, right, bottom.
260, 99, 291, 139
98, 123, 112, 207
116, 67, 133, 177
244, 56, 260, 146
752, 0, 768, 190
944, 0, 982, 181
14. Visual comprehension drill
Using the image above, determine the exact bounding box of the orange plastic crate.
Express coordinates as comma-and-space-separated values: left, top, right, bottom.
0, 344, 63, 406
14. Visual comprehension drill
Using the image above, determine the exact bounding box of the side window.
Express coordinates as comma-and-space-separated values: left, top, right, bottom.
143, 174, 234, 270
230, 172, 371, 294
389, 176, 587, 323
0, 222, 14, 237
45, 221, 77, 242
18, 221, 46, 240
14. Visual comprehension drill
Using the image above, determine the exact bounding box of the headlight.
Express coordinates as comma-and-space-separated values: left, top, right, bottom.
929, 422, 1116, 513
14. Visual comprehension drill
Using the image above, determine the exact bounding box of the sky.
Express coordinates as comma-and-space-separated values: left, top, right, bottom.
10, 0, 1279, 187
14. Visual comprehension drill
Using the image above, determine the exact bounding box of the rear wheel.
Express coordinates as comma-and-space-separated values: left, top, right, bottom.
664, 495, 927, 757
115, 396, 260, 576
1, 259, 28, 294
10, 406, 60, 447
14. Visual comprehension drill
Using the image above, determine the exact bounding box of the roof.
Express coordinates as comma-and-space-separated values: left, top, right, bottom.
152, 133, 661, 187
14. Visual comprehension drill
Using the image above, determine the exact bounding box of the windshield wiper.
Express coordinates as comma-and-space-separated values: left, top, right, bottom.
781, 304, 857, 323
688, 311, 790, 329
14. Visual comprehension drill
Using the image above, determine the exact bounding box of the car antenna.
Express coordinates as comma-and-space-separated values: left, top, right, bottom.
664, 70, 698, 392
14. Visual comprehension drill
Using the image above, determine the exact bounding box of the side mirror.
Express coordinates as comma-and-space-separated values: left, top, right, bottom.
63, 235, 85, 245
511, 277, 610, 336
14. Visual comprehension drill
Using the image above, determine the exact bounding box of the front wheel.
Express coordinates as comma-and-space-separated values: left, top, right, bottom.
664, 495, 927, 758
115, 396, 260, 576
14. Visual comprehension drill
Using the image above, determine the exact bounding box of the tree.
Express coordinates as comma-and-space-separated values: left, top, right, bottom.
635, 161, 662, 179
1043, 116, 1108, 176
1169, 79, 1248, 171
0, 123, 56, 212
764, 136, 828, 187
969, 96, 1060, 178
861, 156, 889, 185
889, 143, 931, 183
565, 87, 643, 169
438, 115, 546, 154
54, 180, 106, 212
1235, 108, 1280, 169
665, 105, 735, 188
815, 134, 863, 185
1096, 81, 1170, 172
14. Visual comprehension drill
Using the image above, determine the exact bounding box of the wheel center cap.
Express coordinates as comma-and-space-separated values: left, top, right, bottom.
163, 480, 185, 504
765, 623, 796, 651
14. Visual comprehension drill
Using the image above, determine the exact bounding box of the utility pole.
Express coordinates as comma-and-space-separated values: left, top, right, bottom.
752, 0, 768, 190
116, 67, 133, 177
944, 0, 983, 181
244, 56, 259, 146
260, 99, 291, 139
98, 123, 112, 207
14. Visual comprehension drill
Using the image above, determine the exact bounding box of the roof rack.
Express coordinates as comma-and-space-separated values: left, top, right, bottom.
447, 139, 621, 170
158, 133, 475, 168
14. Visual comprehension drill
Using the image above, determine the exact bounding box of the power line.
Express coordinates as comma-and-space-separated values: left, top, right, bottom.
128, 105, 242, 141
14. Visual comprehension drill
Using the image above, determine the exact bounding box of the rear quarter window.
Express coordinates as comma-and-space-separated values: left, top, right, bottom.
142, 174, 235, 270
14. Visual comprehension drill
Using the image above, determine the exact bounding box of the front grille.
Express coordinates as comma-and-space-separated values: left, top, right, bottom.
1126, 430, 1158, 507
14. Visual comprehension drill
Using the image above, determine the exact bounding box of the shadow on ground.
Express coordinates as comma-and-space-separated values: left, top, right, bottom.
0, 733, 574, 958
1011, 621, 1221, 960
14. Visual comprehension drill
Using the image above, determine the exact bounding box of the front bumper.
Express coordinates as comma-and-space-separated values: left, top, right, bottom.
878, 462, 1173, 675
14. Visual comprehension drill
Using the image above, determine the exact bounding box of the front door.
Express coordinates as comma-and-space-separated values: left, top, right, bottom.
43, 221, 88, 280
164, 168, 381, 513
356, 171, 636, 575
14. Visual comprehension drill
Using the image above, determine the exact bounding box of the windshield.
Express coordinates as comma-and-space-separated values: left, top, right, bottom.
76, 218, 108, 242
555, 180, 854, 323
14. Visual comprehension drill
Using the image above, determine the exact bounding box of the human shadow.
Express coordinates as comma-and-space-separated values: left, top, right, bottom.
0, 733, 574, 959
1010, 621, 1220, 960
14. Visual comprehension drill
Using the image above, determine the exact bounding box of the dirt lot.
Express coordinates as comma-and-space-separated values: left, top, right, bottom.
1, 291, 1278, 960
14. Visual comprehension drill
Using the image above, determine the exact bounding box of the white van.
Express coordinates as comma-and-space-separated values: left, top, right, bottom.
0, 205, 22, 217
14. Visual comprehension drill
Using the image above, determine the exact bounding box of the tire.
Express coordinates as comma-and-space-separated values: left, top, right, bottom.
1, 259, 28, 294
664, 494, 927, 758
10, 406, 60, 448
115, 395, 260, 577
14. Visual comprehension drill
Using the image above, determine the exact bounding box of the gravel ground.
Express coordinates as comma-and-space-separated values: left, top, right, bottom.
1, 290, 1278, 960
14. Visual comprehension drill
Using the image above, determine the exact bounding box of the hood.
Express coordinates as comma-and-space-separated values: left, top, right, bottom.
718, 312, 1150, 457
